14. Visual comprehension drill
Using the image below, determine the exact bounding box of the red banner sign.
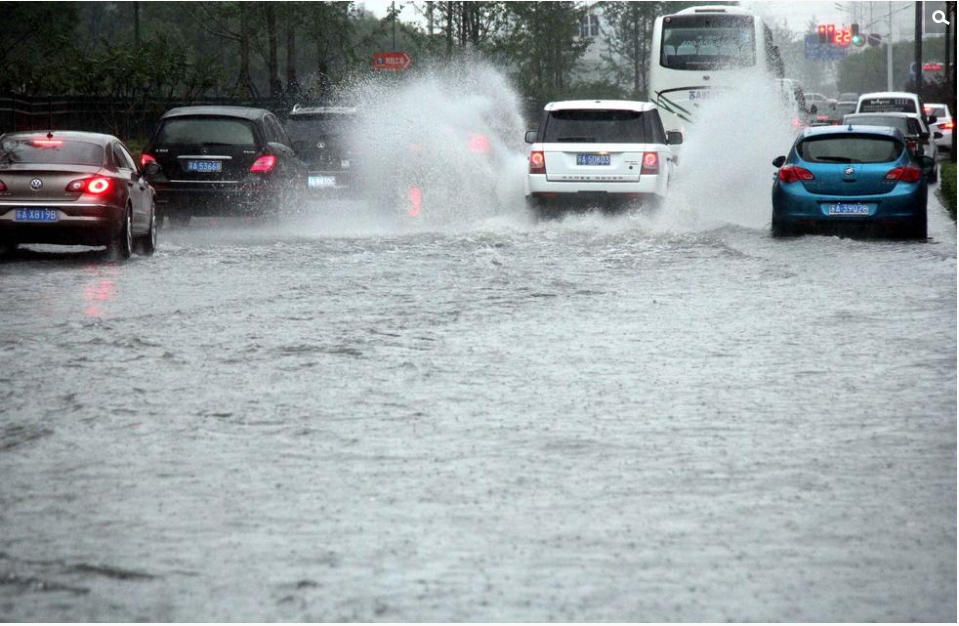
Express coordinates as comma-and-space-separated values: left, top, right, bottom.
373, 51, 412, 72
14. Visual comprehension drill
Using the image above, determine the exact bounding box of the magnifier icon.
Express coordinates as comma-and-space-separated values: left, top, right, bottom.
932, 9, 950, 25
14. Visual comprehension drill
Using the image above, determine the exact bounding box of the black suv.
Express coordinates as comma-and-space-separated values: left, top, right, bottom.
284, 105, 358, 193
142, 106, 301, 224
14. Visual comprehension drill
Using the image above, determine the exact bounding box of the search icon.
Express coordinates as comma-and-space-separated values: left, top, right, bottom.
932, 9, 950, 25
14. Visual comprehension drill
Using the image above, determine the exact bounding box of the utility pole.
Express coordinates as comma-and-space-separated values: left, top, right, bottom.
913, 1, 922, 94
887, 1, 894, 90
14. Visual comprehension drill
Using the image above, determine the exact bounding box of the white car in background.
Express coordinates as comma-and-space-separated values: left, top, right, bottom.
924, 103, 954, 155
524, 100, 682, 216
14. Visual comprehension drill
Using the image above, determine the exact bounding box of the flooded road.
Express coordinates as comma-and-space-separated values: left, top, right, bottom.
0, 196, 955, 621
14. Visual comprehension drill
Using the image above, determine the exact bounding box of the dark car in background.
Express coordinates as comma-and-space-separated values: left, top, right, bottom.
285, 105, 359, 193
0, 131, 157, 258
142, 106, 301, 225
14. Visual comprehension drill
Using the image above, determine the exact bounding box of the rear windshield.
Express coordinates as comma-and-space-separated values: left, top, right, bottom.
156, 118, 256, 146
797, 135, 902, 164
832, 102, 858, 116
925, 106, 946, 118
543, 110, 659, 144
858, 97, 917, 113
286, 114, 355, 139
660, 14, 756, 70
0, 139, 104, 166
843, 116, 920, 135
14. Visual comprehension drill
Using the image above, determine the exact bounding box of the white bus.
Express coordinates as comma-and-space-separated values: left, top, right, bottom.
649, 5, 784, 134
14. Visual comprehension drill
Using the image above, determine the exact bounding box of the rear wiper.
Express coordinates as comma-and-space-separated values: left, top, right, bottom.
556, 136, 596, 142
817, 156, 853, 163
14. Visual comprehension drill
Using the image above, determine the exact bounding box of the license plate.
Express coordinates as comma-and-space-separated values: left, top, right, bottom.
826, 203, 871, 215
186, 160, 222, 172
577, 154, 610, 166
14, 208, 58, 222
308, 175, 336, 188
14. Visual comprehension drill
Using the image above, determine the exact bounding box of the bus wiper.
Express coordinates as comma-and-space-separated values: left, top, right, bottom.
557, 136, 596, 142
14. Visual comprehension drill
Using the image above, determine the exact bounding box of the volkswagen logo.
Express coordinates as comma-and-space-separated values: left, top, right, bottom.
29, 178, 43, 190
843, 166, 855, 177
316, 141, 326, 149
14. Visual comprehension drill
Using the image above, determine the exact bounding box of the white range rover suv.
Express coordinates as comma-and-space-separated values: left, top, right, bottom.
524, 100, 682, 215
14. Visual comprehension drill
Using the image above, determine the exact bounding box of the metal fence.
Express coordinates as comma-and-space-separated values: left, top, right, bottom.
0, 95, 294, 141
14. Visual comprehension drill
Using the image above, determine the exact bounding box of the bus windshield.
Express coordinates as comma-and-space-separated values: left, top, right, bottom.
660, 14, 756, 70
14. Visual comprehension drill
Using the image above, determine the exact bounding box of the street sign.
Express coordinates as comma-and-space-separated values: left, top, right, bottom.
804, 34, 848, 61
372, 51, 412, 71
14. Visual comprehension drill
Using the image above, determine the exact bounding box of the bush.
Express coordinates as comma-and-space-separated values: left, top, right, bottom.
940, 162, 956, 221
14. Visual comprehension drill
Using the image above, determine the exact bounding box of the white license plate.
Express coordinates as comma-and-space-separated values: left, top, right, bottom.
826, 203, 870, 215
308, 176, 336, 188
14, 208, 59, 222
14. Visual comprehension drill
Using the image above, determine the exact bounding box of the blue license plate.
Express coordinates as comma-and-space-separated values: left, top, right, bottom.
826, 203, 871, 215
15, 208, 58, 222
577, 154, 610, 166
186, 160, 222, 172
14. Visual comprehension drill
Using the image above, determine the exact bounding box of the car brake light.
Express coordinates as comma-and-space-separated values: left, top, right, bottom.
529, 150, 545, 174
938, 121, 955, 130
0, 180, 5, 192
906, 140, 918, 152
66, 176, 112, 194
408, 186, 422, 217
791, 117, 805, 127
641, 151, 659, 174
778, 165, 815, 183
250, 154, 277, 173
468, 133, 490, 154
884, 166, 922, 183
140, 153, 157, 168
32, 139, 63, 147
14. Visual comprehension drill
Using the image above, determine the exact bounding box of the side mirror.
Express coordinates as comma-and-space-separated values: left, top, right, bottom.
772, 155, 786, 168
143, 162, 160, 176
666, 130, 683, 146
524, 130, 537, 144
934, 131, 943, 140
926, 115, 938, 125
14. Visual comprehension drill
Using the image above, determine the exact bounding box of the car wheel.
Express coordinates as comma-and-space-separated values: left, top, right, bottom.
0, 242, 17, 259
928, 166, 938, 183
108, 205, 133, 260
771, 220, 797, 238
134, 207, 158, 256
902, 215, 927, 240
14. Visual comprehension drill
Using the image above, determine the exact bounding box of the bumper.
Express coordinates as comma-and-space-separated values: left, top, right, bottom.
526, 173, 664, 197
302, 169, 358, 193
0, 202, 122, 246
772, 182, 926, 226
151, 182, 280, 216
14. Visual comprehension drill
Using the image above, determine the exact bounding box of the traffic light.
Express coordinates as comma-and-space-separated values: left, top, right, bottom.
818, 24, 828, 44
850, 23, 864, 46
827, 23, 836, 43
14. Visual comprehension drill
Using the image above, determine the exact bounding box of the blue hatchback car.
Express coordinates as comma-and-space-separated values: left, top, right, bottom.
771, 125, 934, 238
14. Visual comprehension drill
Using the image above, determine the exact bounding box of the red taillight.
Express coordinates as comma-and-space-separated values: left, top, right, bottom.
884, 166, 922, 183
32, 139, 63, 147
791, 117, 805, 127
529, 151, 545, 174
250, 154, 277, 173
778, 165, 815, 183
408, 186, 423, 217
66, 176, 112, 194
140, 153, 157, 168
468, 133, 490, 154
938, 121, 955, 131
641, 151, 659, 174
0, 180, 6, 192
906, 140, 918, 153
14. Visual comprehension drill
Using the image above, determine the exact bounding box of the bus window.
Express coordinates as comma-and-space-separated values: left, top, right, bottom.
660, 14, 756, 70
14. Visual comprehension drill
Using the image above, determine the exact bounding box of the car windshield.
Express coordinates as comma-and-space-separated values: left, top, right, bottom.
859, 97, 917, 114
797, 135, 903, 164
286, 114, 355, 140
660, 14, 756, 70
0, 139, 104, 166
844, 116, 913, 135
543, 110, 651, 143
156, 118, 256, 146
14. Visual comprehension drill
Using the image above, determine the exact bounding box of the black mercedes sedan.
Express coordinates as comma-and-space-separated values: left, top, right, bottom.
0, 131, 158, 259
141, 106, 302, 225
